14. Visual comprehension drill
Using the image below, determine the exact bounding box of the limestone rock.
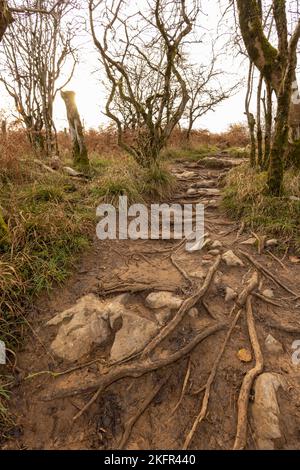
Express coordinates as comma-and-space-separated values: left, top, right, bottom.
189, 268, 206, 279
211, 240, 222, 248
208, 249, 220, 256
222, 250, 244, 267
252, 373, 286, 449
48, 295, 115, 362
193, 180, 216, 189
225, 287, 238, 302
266, 239, 279, 248
110, 312, 158, 362
47, 294, 127, 362
241, 237, 257, 246
265, 334, 283, 355
262, 289, 274, 299
145, 291, 183, 310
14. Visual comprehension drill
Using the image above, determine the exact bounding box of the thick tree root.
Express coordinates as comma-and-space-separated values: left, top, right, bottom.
183, 272, 259, 450
170, 357, 192, 417
118, 374, 171, 449
239, 250, 299, 297
45, 322, 225, 411
233, 297, 264, 450
141, 256, 221, 358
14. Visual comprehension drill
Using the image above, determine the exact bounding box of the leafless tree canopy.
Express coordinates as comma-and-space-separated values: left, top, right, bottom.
89, 0, 202, 167
0, 0, 79, 155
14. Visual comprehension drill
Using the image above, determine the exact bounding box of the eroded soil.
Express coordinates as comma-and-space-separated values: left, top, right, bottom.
2, 156, 300, 450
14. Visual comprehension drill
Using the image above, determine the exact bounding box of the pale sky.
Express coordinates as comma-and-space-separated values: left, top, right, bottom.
1, 0, 249, 133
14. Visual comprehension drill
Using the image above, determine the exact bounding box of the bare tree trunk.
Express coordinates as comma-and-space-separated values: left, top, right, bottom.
256, 73, 263, 169
61, 91, 89, 167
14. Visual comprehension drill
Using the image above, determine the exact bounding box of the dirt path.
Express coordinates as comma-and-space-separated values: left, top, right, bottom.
3, 156, 300, 450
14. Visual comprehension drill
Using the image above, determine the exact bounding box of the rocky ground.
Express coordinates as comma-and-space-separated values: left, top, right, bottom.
2, 154, 300, 450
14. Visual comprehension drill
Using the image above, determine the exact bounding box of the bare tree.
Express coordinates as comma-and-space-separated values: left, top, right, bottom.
0, 0, 64, 42
182, 59, 238, 143
0, 0, 78, 156
89, 0, 200, 168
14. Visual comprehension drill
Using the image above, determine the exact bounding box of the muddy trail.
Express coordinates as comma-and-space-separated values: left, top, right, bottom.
3, 154, 300, 450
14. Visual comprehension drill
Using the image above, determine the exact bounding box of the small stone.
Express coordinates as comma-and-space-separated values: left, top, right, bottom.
154, 309, 172, 326
145, 291, 183, 310
241, 237, 257, 246
208, 249, 220, 256
265, 334, 283, 355
289, 196, 300, 202
213, 271, 223, 286
289, 256, 300, 264
203, 254, 213, 260
189, 268, 206, 279
266, 239, 278, 247
211, 240, 222, 248
225, 287, 238, 302
238, 348, 252, 363
187, 188, 198, 196
262, 289, 274, 299
208, 199, 218, 207
202, 259, 212, 265
110, 313, 158, 362
222, 250, 244, 267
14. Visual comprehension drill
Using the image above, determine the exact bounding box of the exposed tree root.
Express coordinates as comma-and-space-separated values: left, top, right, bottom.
239, 250, 299, 297
266, 250, 287, 270
233, 297, 264, 450
183, 309, 242, 450
253, 292, 284, 308
118, 374, 171, 449
45, 323, 225, 415
100, 283, 178, 296
183, 273, 259, 450
235, 222, 245, 242
170, 357, 192, 417
230, 272, 259, 316
170, 254, 193, 285
141, 256, 221, 358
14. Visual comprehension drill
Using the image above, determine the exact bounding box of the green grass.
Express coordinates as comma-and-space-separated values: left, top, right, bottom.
162, 144, 220, 161
223, 163, 300, 251
0, 151, 178, 435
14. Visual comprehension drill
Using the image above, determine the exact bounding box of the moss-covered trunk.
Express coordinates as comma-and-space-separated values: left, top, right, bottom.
267, 78, 293, 195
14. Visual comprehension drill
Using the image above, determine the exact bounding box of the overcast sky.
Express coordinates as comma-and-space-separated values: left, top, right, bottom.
1, 0, 249, 133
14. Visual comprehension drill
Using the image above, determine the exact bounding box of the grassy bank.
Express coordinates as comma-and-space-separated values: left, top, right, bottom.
223, 164, 300, 251
0, 152, 175, 435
